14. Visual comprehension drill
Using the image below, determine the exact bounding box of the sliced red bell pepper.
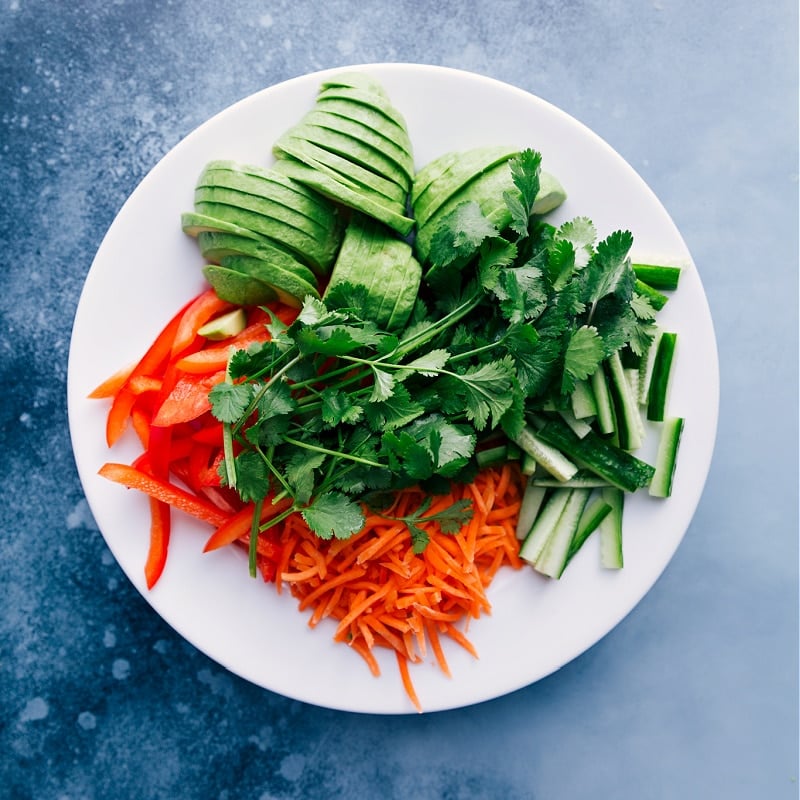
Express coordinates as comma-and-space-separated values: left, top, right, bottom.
145, 497, 171, 589
203, 496, 294, 553
171, 288, 233, 357
98, 462, 229, 528
151, 370, 227, 427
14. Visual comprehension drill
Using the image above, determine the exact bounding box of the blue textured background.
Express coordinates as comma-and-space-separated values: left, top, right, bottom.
2, 1, 797, 798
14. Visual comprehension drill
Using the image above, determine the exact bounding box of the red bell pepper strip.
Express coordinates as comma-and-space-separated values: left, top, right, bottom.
88, 361, 135, 399
203, 496, 294, 553
104, 299, 192, 446
171, 288, 233, 357
145, 497, 171, 589
98, 462, 229, 528
151, 370, 227, 427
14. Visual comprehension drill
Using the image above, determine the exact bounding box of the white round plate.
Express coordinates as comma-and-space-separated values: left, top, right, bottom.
68, 64, 719, 714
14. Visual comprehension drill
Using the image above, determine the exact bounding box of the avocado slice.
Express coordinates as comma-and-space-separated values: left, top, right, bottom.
273, 157, 415, 237
202, 264, 278, 306
325, 214, 421, 331
197, 161, 337, 229
410, 150, 461, 207
198, 308, 248, 340
317, 77, 411, 134
273, 134, 407, 206
193, 199, 336, 276
275, 122, 409, 192
415, 162, 568, 266
299, 109, 414, 181
314, 95, 412, 158
412, 145, 520, 229
196, 231, 319, 285
182, 211, 265, 240
219, 254, 320, 308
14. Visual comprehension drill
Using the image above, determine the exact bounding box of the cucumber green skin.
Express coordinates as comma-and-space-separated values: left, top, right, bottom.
196, 166, 339, 232
274, 134, 407, 205
535, 419, 655, 494
649, 416, 684, 498
412, 145, 519, 229
325, 214, 421, 331
193, 199, 336, 275
273, 158, 415, 237
202, 264, 278, 306
632, 264, 682, 291
218, 254, 319, 308
646, 332, 677, 422
300, 109, 413, 181
196, 231, 318, 284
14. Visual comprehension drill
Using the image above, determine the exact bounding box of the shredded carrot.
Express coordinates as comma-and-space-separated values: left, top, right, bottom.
272, 465, 523, 711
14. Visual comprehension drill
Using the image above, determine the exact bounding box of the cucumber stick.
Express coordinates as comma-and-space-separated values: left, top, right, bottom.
565, 496, 613, 567
647, 332, 678, 421
535, 488, 592, 579
513, 425, 578, 482
598, 488, 624, 569
606, 351, 643, 451
649, 417, 685, 498
535, 418, 655, 493
516, 482, 548, 540
519, 489, 571, 565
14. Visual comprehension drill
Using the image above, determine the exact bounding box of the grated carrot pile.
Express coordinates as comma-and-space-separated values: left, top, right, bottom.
272, 463, 524, 711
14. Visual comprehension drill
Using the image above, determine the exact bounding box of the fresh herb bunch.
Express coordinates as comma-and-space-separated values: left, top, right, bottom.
208, 149, 657, 556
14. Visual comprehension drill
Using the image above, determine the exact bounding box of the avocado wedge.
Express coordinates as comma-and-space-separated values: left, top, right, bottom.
192, 198, 336, 276
412, 145, 520, 229
202, 264, 278, 306
325, 214, 421, 331
273, 157, 415, 237
219, 253, 320, 308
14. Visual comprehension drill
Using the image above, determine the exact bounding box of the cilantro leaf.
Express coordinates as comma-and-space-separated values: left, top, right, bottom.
285, 449, 326, 504
399, 348, 450, 378
209, 382, 252, 424
428, 201, 499, 268
301, 492, 365, 540
562, 325, 604, 394
320, 387, 363, 426
370, 367, 396, 402
363, 383, 426, 431
233, 449, 270, 504
582, 229, 635, 311
505, 149, 542, 236
439, 356, 517, 430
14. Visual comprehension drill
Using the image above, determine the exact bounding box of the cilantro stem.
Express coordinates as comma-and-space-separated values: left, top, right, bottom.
281, 436, 386, 468
248, 497, 263, 578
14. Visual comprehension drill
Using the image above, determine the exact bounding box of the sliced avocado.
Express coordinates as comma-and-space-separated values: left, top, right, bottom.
181, 211, 264, 240
196, 231, 319, 286
220, 254, 320, 308
193, 199, 335, 275
325, 214, 421, 331
273, 134, 407, 205
317, 76, 410, 133
300, 109, 414, 181
533, 171, 568, 215
202, 264, 278, 306
194, 184, 331, 243
415, 161, 568, 266
196, 167, 338, 233
275, 122, 409, 192
410, 150, 461, 206
198, 308, 248, 340
273, 157, 415, 237
412, 145, 520, 229
314, 95, 412, 156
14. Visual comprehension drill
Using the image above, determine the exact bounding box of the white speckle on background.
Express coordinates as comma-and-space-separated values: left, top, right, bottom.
101, 549, 114, 566
10, 0, 20, 11
107, 577, 118, 591
111, 658, 130, 680
77, 711, 97, 730
337, 38, 355, 56
20, 697, 49, 722
247, 725, 274, 752
259, 13, 273, 27
283, 38, 292, 51
66, 498, 98, 531
153, 639, 169, 655
19, 412, 32, 427
197, 668, 234, 699
103, 626, 116, 648
279, 753, 305, 782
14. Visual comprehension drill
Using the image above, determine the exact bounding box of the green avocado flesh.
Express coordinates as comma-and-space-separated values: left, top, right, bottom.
202, 264, 278, 306
273, 158, 415, 237
412, 145, 520, 229
325, 214, 421, 331
273, 134, 407, 205
219, 253, 320, 308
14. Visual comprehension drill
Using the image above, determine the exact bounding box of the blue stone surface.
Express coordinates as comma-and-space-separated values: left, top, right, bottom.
2, 1, 797, 798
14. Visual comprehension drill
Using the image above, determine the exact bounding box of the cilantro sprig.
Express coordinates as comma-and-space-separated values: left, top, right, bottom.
207, 149, 654, 556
